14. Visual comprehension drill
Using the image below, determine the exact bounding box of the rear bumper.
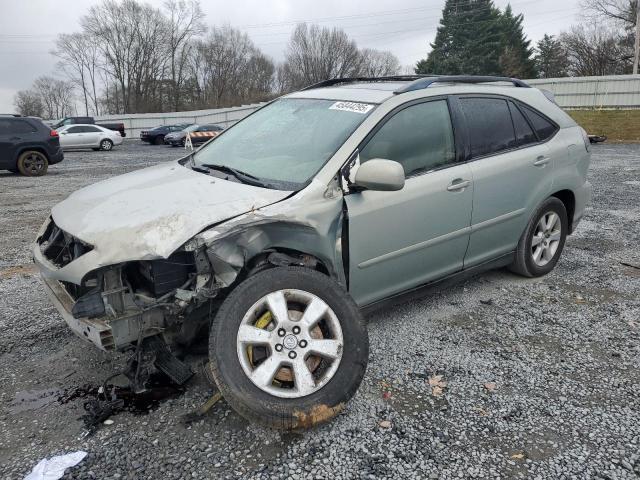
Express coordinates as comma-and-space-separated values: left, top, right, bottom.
571, 181, 592, 233
49, 148, 64, 165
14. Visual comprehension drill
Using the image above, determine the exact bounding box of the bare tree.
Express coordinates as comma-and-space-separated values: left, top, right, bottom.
53, 33, 102, 116
581, 0, 638, 26
358, 49, 401, 77
13, 90, 44, 117
32, 76, 76, 119
82, 0, 169, 113
560, 23, 633, 75
283, 23, 362, 90
163, 0, 206, 111
188, 25, 274, 108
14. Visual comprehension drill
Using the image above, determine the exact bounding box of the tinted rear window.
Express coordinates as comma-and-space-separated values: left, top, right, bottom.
521, 105, 558, 141
0, 119, 37, 134
460, 98, 516, 158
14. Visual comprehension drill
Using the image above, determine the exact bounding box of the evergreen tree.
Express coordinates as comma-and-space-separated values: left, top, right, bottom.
416, 0, 536, 78
535, 34, 568, 78
417, 0, 504, 75
498, 5, 536, 78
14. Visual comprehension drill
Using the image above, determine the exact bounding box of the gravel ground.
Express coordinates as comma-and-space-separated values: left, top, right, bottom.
0, 142, 638, 480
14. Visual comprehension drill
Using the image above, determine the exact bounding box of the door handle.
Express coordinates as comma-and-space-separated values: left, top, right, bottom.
534, 156, 550, 167
447, 179, 471, 192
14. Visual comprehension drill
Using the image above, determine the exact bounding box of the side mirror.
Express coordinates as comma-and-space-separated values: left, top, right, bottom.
353, 159, 405, 192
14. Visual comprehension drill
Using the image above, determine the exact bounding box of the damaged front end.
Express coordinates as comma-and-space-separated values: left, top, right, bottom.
32, 175, 347, 361
33, 217, 218, 353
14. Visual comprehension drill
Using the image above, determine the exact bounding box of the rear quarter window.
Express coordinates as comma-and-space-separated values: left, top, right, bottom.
508, 101, 537, 146
520, 105, 558, 141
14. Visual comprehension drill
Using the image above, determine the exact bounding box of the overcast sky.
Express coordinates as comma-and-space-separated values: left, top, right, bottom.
0, 0, 582, 113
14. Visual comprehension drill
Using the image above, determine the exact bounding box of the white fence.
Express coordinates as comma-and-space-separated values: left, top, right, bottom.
96, 75, 640, 137
95, 103, 266, 137
525, 75, 640, 110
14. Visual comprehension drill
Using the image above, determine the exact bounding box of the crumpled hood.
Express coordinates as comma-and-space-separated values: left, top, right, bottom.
51, 160, 291, 263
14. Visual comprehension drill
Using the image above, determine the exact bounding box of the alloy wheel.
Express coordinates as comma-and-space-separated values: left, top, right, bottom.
236, 289, 344, 399
22, 152, 46, 175
531, 211, 562, 267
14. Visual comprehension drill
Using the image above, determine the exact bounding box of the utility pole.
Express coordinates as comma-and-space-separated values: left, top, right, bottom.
634, 0, 640, 74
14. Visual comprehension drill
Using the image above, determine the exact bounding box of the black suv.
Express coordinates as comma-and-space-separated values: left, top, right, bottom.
140, 124, 191, 145
0, 115, 63, 176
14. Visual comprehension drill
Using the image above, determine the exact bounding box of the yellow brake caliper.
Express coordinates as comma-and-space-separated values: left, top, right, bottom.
247, 311, 272, 365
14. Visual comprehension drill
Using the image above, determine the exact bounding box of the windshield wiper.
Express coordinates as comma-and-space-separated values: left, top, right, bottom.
200, 163, 272, 188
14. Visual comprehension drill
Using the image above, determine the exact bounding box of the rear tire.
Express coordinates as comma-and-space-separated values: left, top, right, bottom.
209, 267, 368, 430
100, 139, 113, 151
509, 197, 568, 277
16, 151, 48, 177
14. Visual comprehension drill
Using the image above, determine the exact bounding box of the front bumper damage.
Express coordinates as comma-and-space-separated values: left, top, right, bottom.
32, 217, 217, 352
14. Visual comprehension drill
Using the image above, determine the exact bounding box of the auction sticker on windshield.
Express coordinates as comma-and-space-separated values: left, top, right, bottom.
329, 101, 375, 114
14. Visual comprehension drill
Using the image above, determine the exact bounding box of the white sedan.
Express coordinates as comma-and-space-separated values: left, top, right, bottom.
57, 124, 123, 151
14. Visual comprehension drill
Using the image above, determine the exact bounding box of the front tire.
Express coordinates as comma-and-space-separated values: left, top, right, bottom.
510, 197, 568, 277
100, 139, 113, 151
209, 267, 368, 430
16, 151, 48, 176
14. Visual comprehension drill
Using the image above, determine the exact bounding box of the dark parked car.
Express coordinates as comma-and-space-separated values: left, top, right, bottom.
51, 117, 126, 138
140, 124, 191, 145
164, 124, 224, 146
0, 115, 63, 176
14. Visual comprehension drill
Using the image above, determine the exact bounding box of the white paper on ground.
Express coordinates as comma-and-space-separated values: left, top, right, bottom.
24, 451, 87, 480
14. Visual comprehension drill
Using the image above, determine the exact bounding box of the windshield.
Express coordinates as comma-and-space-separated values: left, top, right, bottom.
193, 98, 375, 189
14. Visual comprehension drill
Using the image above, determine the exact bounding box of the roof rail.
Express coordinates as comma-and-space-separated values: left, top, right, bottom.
394, 76, 530, 94
300, 75, 431, 91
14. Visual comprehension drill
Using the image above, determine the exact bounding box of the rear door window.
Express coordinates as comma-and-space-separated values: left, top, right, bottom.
460, 97, 516, 158
520, 105, 558, 141
4, 119, 37, 134
67, 126, 83, 134
508, 102, 537, 146
360, 99, 456, 177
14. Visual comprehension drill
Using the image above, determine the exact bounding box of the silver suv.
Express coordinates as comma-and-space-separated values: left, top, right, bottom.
33, 76, 592, 430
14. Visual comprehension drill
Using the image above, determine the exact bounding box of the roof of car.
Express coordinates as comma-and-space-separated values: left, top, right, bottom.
286, 76, 540, 105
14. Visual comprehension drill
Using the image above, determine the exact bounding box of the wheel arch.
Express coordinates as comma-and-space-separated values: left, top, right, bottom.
16, 145, 50, 162
200, 217, 346, 293
244, 248, 333, 279
551, 189, 576, 233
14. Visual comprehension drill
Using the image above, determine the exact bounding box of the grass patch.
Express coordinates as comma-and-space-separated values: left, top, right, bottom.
568, 109, 640, 143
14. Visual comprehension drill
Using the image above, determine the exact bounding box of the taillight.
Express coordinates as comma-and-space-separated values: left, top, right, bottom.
580, 127, 591, 152
50, 129, 59, 137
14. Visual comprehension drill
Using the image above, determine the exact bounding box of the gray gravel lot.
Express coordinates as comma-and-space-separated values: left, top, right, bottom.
0, 141, 639, 479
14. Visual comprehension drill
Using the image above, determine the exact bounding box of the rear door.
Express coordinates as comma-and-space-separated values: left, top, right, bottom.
82, 125, 103, 146
457, 96, 556, 267
0, 119, 38, 168
345, 98, 474, 306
